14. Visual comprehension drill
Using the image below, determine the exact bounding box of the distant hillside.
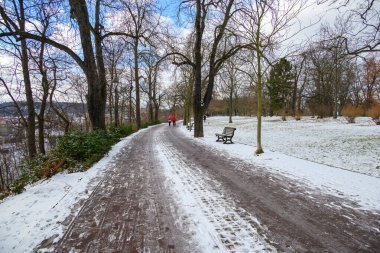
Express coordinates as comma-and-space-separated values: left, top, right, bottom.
0, 102, 87, 117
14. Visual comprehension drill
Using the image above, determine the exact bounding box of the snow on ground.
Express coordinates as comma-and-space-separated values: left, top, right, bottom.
179, 116, 380, 211
1, 117, 379, 253
0, 130, 146, 253
201, 116, 380, 177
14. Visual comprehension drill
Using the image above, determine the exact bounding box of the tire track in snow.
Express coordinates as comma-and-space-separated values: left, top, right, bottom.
154, 128, 275, 253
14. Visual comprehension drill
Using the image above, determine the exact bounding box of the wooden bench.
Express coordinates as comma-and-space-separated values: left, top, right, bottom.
215, 127, 236, 144
187, 122, 194, 131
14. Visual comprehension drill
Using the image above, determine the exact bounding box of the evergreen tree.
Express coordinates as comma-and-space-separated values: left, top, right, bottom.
267, 58, 294, 116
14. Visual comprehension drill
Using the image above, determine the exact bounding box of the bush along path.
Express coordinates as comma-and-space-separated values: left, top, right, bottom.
9, 125, 135, 195
37, 124, 380, 252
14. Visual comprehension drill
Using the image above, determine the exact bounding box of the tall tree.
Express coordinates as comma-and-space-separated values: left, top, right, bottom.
171, 0, 243, 137
267, 58, 294, 116
291, 53, 307, 117
28, 0, 60, 154
220, 57, 242, 123
305, 24, 355, 118
141, 48, 165, 122
0, 0, 37, 157
0, 0, 125, 130
115, 0, 160, 129
237, 0, 308, 154
103, 38, 126, 125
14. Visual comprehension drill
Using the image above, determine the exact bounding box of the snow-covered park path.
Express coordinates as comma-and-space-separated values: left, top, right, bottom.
1, 120, 380, 252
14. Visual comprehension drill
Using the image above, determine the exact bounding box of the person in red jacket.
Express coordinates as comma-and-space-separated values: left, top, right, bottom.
172, 115, 177, 126
168, 115, 172, 126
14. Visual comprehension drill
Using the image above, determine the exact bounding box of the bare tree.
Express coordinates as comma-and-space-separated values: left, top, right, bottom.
302, 22, 356, 119
219, 57, 243, 123
317, 0, 380, 55
141, 48, 165, 122
0, 0, 134, 130
0, 0, 38, 157
236, 0, 308, 154
27, 0, 60, 154
107, 0, 162, 128
179, 65, 194, 126
103, 38, 127, 125
167, 0, 244, 137
291, 53, 307, 117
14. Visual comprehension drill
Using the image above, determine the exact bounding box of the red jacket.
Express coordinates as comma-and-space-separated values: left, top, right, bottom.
172, 115, 176, 121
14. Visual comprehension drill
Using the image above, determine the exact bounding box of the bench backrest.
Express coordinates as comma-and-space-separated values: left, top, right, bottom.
223, 127, 236, 136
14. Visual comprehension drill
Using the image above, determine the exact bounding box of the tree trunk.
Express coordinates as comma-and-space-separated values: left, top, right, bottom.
114, 86, 119, 126
183, 75, 193, 126
154, 102, 159, 122
37, 75, 48, 155
148, 74, 154, 122
229, 87, 233, 123
37, 41, 49, 155
255, 45, 264, 154
94, 0, 107, 129
193, 0, 204, 137
128, 83, 133, 124
292, 77, 297, 116
133, 40, 141, 128
109, 68, 114, 125
69, 0, 106, 130
0, 159, 7, 191
17, 0, 37, 158
19, 7, 37, 158
37, 116, 45, 154
152, 72, 159, 121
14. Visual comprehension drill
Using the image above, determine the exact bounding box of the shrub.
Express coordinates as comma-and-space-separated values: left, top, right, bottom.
276, 109, 287, 121
0, 191, 9, 201
109, 124, 134, 138
315, 105, 331, 119
294, 112, 301, 121
11, 154, 65, 193
11, 173, 30, 194
56, 130, 119, 167
341, 105, 364, 123
366, 103, 380, 120
141, 120, 161, 129
10, 126, 136, 194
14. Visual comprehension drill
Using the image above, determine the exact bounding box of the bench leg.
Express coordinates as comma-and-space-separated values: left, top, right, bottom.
223, 137, 233, 144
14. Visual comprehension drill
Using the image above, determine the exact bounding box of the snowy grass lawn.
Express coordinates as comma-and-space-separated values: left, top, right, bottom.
179, 116, 380, 211
0, 131, 145, 253
202, 116, 380, 177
